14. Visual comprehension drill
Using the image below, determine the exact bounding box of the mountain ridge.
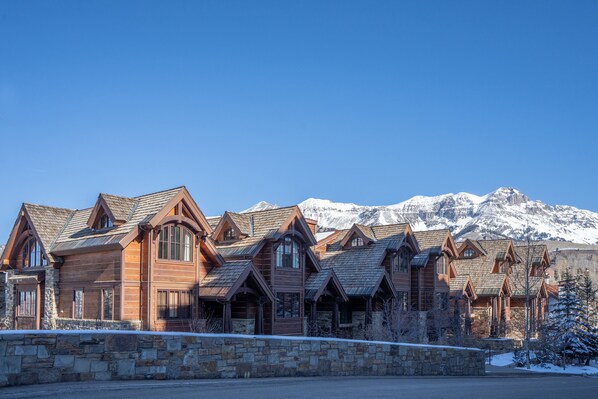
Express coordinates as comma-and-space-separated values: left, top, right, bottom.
242, 187, 598, 244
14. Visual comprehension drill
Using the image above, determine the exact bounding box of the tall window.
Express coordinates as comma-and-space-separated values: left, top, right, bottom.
350, 236, 364, 247
436, 255, 447, 275
102, 289, 113, 320
275, 237, 300, 269
276, 292, 300, 318
18, 291, 36, 316
394, 249, 410, 273
463, 249, 475, 258
73, 289, 84, 319
99, 214, 113, 229
158, 225, 193, 262
21, 238, 46, 268
157, 290, 192, 319
397, 291, 409, 311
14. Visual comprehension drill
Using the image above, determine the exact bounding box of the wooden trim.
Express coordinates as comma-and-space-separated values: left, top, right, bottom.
340, 225, 372, 248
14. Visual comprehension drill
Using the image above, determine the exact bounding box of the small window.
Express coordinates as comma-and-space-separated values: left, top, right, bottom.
102, 289, 113, 320
436, 255, 447, 275
276, 292, 300, 318
73, 289, 84, 319
350, 236, 364, 247
157, 290, 192, 319
275, 237, 300, 269
463, 249, 475, 258
18, 290, 36, 316
223, 228, 235, 241
157, 225, 193, 262
339, 303, 352, 324
99, 214, 113, 229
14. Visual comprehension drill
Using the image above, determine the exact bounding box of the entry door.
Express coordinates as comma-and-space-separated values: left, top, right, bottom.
15, 288, 39, 330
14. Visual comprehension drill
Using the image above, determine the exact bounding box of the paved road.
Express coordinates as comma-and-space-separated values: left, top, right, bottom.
1, 375, 596, 399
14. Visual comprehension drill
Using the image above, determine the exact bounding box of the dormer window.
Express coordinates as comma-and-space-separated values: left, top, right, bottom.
463, 249, 475, 258
350, 236, 364, 247
22, 238, 47, 268
275, 237, 300, 269
99, 214, 113, 229
223, 228, 235, 241
157, 225, 194, 262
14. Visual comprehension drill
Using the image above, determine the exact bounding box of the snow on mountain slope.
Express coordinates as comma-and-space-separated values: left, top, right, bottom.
243, 188, 598, 244
242, 201, 279, 213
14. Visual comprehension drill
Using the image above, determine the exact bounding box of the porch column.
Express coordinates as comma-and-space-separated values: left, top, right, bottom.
332, 299, 339, 334
256, 297, 265, 335
223, 301, 232, 333
365, 297, 372, 326
465, 298, 472, 335
310, 301, 317, 336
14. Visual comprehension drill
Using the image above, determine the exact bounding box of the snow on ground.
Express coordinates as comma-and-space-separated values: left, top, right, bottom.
487, 352, 515, 367
488, 352, 598, 375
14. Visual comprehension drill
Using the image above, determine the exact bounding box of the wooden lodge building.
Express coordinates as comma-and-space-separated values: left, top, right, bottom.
0, 187, 550, 342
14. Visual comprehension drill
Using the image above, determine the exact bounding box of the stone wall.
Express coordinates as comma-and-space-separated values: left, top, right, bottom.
55, 319, 142, 331
0, 331, 485, 386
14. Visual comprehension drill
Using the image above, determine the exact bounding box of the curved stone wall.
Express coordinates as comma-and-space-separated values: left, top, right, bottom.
0, 331, 485, 386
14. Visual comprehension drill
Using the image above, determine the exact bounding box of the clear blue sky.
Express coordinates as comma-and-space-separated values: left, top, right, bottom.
1, 1, 597, 239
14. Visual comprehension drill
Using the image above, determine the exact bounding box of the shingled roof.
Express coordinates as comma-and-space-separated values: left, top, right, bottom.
452, 239, 514, 296
304, 268, 349, 302
449, 275, 477, 299
414, 229, 450, 254
319, 223, 412, 297
214, 206, 316, 259
1, 187, 219, 264
200, 260, 274, 301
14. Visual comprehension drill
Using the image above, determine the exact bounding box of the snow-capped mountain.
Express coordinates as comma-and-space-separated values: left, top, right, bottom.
244, 188, 598, 244
242, 201, 279, 213
0, 244, 4, 255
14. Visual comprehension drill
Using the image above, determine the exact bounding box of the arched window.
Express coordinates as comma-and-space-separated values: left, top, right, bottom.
21, 238, 47, 268
275, 237, 300, 269
99, 214, 113, 229
350, 236, 364, 247
158, 225, 194, 262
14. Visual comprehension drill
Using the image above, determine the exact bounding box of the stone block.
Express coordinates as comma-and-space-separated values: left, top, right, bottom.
37, 346, 49, 359
117, 359, 135, 376
91, 360, 109, 372
74, 358, 91, 373
38, 368, 62, 384
54, 355, 75, 368
105, 335, 137, 352
94, 371, 112, 381
140, 348, 157, 360
0, 356, 21, 374
166, 338, 181, 351
15, 345, 38, 356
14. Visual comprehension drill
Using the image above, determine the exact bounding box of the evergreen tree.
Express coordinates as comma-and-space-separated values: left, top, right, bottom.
542, 270, 593, 366
576, 269, 598, 363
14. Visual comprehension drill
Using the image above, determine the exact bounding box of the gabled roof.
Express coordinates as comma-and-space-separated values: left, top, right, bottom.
452, 239, 515, 296
449, 275, 477, 300
514, 244, 550, 267
414, 229, 458, 257
2, 187, 223, 266
86, 193, 139, 227
52, 187, 185, 254
200, 260, 274, 301
214, 206, 317, 259
21, 204, 75, 263
304, 269, 349, 302
319, 223, 414, 297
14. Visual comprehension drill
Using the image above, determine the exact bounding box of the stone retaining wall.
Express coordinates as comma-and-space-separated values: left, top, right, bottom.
0, 331, 485, 387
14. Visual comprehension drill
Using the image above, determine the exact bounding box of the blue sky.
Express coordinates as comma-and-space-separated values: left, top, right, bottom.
1, 1, 597, 239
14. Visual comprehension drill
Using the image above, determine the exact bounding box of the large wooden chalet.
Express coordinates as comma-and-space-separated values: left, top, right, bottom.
0, 187, 550, 342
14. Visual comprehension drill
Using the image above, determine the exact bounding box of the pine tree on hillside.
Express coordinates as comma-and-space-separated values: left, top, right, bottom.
542, 270, 593, 366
